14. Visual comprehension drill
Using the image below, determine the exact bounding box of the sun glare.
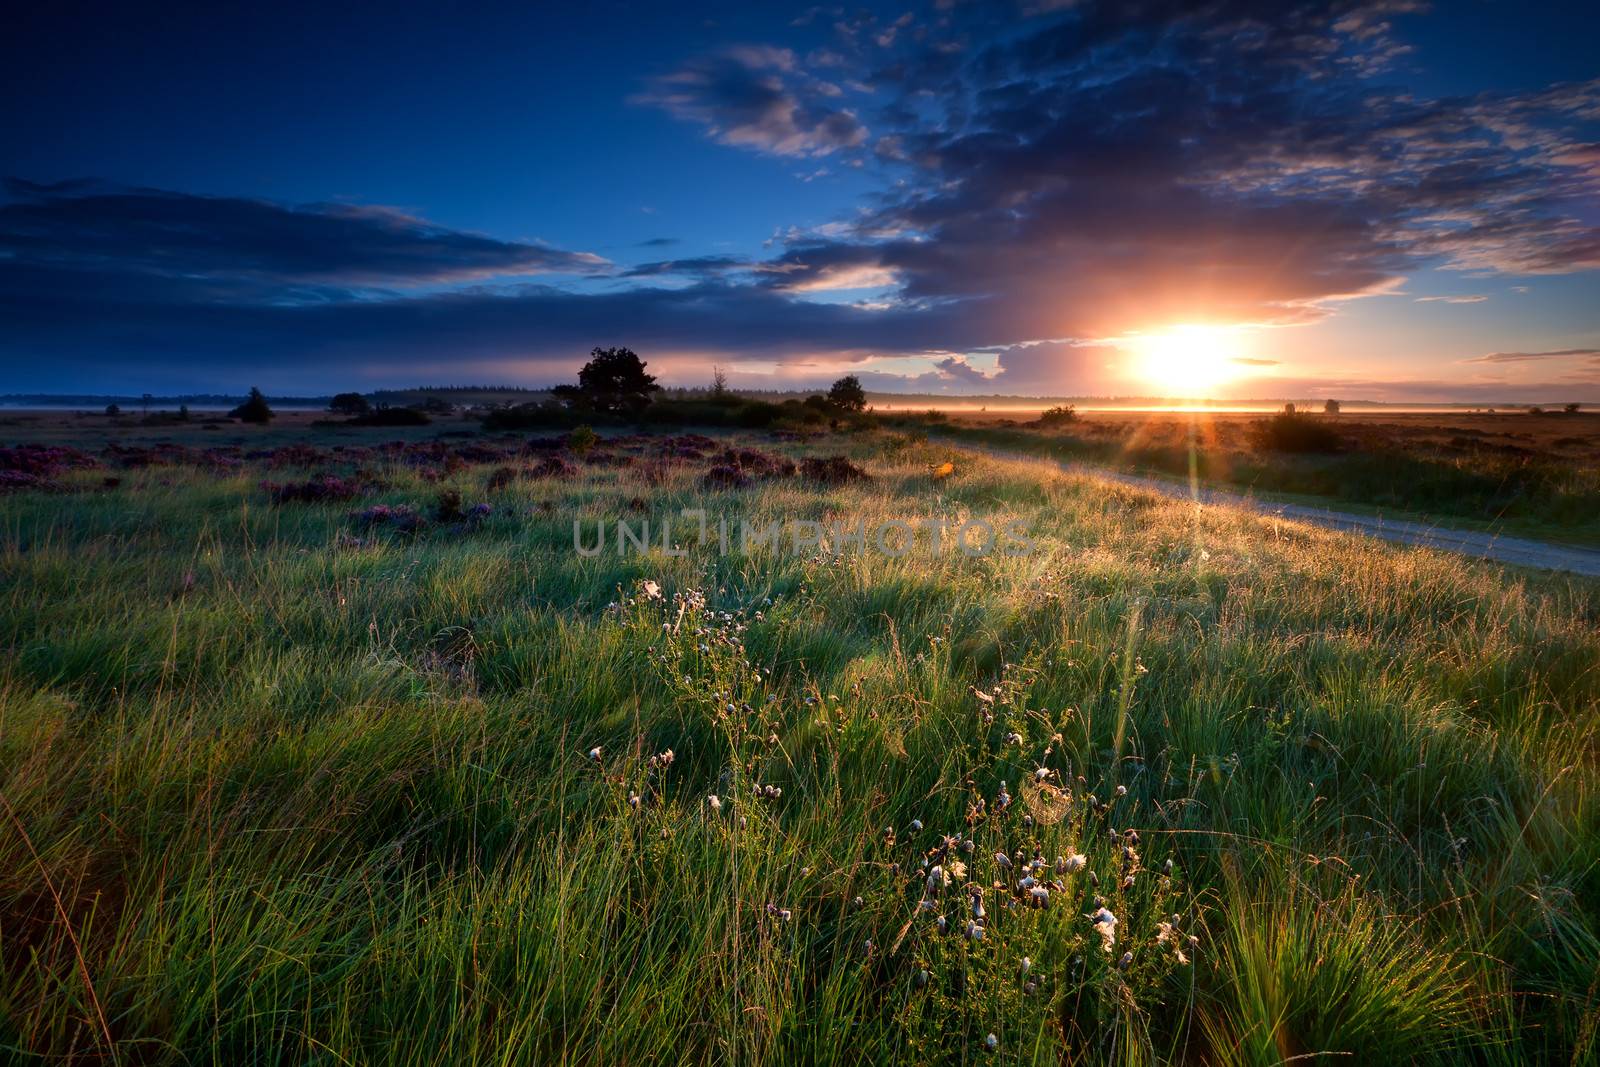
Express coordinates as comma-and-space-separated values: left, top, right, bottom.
1130, 324, 1247, 396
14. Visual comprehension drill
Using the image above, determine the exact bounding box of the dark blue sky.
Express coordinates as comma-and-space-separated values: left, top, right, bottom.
3, 0, 1598, 399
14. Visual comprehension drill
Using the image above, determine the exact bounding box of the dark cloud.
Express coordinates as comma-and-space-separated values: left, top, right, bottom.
1463, 348, 1600, 364
0, 179, 606, 289
634, 46, 867, 158
4, 2, 1599, 394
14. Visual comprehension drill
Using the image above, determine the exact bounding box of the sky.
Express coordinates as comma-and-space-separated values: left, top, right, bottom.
2, 0, 1598, 401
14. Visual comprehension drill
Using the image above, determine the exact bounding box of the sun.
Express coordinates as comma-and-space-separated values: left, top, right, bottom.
1129, 324, 1247, 396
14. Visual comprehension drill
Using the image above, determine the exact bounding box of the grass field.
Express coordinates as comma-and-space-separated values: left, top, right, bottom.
3, 423, 1599, 1064
905, 410, 1600, 547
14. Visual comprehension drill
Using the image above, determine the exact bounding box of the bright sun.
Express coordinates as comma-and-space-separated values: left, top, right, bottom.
1130, 324, 1246, 395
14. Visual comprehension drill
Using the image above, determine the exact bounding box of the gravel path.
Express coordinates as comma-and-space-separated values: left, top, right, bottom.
965, 444, 1600, 578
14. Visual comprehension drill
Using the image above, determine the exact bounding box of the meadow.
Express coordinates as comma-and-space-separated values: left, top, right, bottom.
2, 421, 1599, 1064
910, 409, 1600, 547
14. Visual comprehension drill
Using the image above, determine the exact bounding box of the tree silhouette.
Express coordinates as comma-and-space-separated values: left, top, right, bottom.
827, 375, 867, 413
230, 387, 274, 424
558, 347, 660, 415
330, 392, 370, 416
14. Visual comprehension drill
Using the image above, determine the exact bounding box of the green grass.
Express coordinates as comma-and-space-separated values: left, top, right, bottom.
916, 419, 1600, 547
2, 431, 1598, 1064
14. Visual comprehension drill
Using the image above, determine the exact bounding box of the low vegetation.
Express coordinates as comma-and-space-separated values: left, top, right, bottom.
916, 410, 1600, 545
1, 423, 1597, 1063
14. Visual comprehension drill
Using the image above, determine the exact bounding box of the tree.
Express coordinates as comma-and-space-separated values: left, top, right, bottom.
230, 387, 274, 424
561, 347, 660, 415
330, 392, 370, 416
827, 375, 867, 413
1324, 398, 1341, 414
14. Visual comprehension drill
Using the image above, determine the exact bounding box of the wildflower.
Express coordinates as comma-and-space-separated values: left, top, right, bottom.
1156, 920, 1189, 964
1089, 907, 1118, 953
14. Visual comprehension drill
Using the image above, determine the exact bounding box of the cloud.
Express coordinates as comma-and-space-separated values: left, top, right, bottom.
1462, 348, 1600, 364
0, 179, 606, 288
7, 3, 1600, 397
635, 47, 867, 158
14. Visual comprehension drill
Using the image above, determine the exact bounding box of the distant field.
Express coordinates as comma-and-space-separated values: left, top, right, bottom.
2, 420, 1597, 1064
899, 409, 1600, 547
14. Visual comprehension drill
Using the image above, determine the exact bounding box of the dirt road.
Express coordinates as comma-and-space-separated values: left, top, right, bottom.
966, 445, 1600, 578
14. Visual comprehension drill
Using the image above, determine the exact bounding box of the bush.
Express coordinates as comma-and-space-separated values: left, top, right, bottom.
230, 387, 274, 424
1251, 412, 1343, 453
482, 403, 576, 431
827, 376, 868, 413
330, 392, 370, 416
348, 407, 431, 427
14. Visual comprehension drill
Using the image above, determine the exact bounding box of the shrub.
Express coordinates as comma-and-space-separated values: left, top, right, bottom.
568, 425, 599, 457
330, 392, 370, 416
482, 403, 576, 431
800, 455, 870, 484
1251, 412, 1343, 453
230, 387, 274, 424
827, 375, 868, 413
262, 474, 362, 504
349, 406, 431, 427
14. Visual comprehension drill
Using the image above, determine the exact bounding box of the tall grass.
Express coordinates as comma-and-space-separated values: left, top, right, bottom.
1, 433, 1597, 1063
